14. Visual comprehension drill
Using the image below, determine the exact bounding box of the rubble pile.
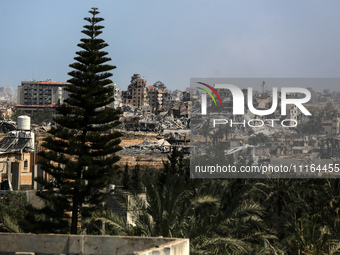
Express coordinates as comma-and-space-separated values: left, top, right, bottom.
119, 137, 171, 160
120, 105, 189, 134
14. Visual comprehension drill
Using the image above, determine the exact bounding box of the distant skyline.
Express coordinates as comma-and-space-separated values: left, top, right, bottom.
1, 0, 340, 92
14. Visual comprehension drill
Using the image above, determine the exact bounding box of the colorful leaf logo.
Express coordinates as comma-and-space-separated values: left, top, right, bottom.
196, 82, 223, 106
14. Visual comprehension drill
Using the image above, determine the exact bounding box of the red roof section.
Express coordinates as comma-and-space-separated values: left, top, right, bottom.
38, 81, 72, 85
146, 85, 155, 90
15, 104, 58, 108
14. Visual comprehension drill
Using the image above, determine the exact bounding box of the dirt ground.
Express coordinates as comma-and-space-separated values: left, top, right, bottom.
118, 131, 168, 169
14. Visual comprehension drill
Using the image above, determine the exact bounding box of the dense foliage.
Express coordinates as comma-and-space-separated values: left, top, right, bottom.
0, 191, 27, 233
85, 149, 340, 254
2, 151, 340, 254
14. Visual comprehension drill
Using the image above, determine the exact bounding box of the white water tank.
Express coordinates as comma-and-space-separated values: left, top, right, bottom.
17, 115, 31, 131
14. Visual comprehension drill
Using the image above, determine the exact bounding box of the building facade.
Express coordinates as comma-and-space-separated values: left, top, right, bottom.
107, 83, 122, 109
332, 110, 340, 136
146, 81, 171, 110
17, 80, 71, 106
122, 74, 147, 107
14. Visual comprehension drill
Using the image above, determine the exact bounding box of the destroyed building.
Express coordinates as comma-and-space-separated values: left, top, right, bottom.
121, 74, 172, 114
119, 75, 190, 133
170, 101, 191, 118
120, 109, 189, 133
106, 83, 122, 109
146, 81, 171, 111
171, 89, 183, 101
121, 73, 147, 107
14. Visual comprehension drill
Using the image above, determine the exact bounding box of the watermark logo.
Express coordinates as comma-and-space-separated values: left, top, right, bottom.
196, 82, 222, 115
190, 78, 340, 179
199, 84, 311, 116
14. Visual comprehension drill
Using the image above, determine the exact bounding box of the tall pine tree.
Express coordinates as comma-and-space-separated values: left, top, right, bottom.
36, 7, 122, 234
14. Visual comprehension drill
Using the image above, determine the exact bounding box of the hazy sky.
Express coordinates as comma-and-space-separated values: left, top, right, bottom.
1, 0, 340, 91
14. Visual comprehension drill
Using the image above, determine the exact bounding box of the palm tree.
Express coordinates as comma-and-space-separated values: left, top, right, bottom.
90, 151, 282, 254
83, 209, 135, 236
201, 120, 212, 144
223, 123, 233, 141
131, 175, 280, 254
209, 125, 225, 145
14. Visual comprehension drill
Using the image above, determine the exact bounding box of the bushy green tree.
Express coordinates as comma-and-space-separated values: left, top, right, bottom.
0, 191, 28, 233
36, 7, 122, 234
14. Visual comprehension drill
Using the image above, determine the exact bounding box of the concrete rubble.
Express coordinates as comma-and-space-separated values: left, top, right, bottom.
121, 138, 171, 154
120, 103, 190, 134
117, 103, 191, 161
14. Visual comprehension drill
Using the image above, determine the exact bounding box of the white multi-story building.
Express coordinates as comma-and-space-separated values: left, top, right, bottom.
17, 80, 71, 106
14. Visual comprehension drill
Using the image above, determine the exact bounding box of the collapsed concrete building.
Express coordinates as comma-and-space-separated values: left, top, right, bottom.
122, 74, 148, 107
120, 98, 190, 133
121, 74, 172, 113
106, 83, 122, 109
146, 81, 171, 111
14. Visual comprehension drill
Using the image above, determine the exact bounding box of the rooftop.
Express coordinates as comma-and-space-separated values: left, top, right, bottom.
21, 80, 72, 86
15, 103, 58, 108
38, 81, 72, 85
146, 85, 155, 90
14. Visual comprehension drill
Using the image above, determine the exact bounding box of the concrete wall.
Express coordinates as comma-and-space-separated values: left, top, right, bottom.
20, 173, 31, 186
0, 233, 189, 255
135, 239, 190, 255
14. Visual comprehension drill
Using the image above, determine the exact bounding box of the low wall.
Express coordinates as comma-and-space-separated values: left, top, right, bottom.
0, 233, 189, 255
135, 239, 190, 255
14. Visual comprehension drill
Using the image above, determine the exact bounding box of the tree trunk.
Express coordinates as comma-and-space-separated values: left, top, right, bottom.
71, 187, 79, 234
